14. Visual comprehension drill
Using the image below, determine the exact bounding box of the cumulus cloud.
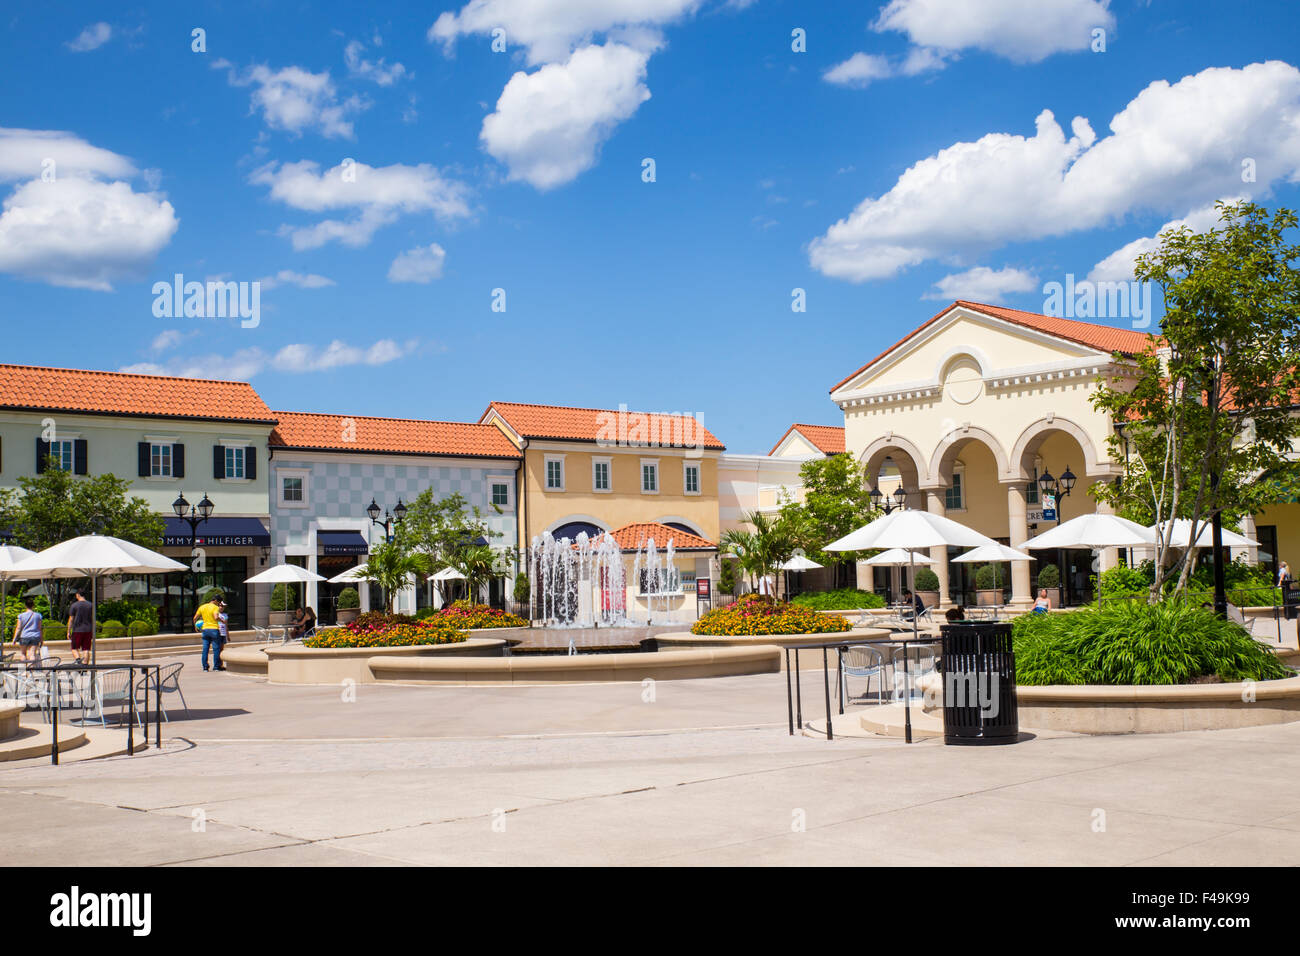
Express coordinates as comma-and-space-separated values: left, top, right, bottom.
250, 159, 471, 249
344, 40, 408, 85
923, 265, 1039, 303
823, 47, 949, 88
67, 22, 113, 52
121, 338, 413, 379
150, 329, 188, 353
481, 43, 651, 189
809, 62, 1300, 283
388, 243, 447, 283
1086, 200, 1239, 282
0, 129, 177, 290
256, 269, 337, 290
429, 0, 698, 64
215, 61, 364, 138
873, 0, 1114, 63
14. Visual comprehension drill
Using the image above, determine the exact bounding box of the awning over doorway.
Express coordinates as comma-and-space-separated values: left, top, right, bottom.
163, 516, 270, 548
318, 531, 369, 555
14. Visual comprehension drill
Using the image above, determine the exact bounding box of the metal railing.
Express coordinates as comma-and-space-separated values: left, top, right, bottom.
0, 662, 163, 765
785, 636, 942, 744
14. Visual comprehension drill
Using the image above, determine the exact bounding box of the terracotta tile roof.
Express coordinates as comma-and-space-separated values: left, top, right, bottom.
0, 364, 276, 423
769, 423, 846, 456
829, 300, 1159, 394
483, 401, 724, 449
591, 522, 716, 552
271, 411, 521, 459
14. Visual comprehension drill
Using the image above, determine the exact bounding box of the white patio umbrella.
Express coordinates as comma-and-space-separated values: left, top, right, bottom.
779, 554, 823, 571
431, 566, 466, 581
246, 564, 326, 639
0, 545, 36, 653
1150, 518, 1259, 549
862, 548, 933, 566
952, 544, 1035, 564
1019, 513, 1155, 608
7, 535, 187, 662
328, 563, 370, 584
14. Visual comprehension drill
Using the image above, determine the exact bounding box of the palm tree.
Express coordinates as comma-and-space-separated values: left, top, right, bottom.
721, 511, 799, 597
448, 544, 510, 605
361, 541, 430, 613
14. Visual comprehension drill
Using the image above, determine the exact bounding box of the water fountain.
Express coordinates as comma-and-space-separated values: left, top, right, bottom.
632, 536, 677, 625
529, 531, 630, 628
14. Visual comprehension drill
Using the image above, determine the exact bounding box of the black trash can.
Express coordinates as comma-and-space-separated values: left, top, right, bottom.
1284, 583, 1299, 622
939, 621, 1019, 745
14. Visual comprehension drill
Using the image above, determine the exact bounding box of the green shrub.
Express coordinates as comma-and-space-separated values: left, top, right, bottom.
96, 598, 160, 635
127, 620, 153, 637
790, 588, 885, 610
100, 620, 126, 639
1012, 599, 1289, 685
44, 623, 66, 642
1097, 564, 1149, 599
718, 560, 736, 596
1036, 563, 1060, 588
513, 573, 530, 604
974, 563, 1004, 590
200, 587, 225, 604
270, 583, 294, 612
336, 587, 360, 610
913, 568, 940, 592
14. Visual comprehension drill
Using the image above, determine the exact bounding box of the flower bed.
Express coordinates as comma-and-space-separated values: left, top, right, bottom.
421, 603, 528, 629
305, 614, 468, 649
692, 594, 851, 636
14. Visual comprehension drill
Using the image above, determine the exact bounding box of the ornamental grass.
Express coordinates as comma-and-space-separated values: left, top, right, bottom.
692, 594, 851, 636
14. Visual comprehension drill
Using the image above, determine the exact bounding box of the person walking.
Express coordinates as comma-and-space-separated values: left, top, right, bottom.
193, 594, 225, 671
217, 598, 229, 651
12, 597, 43, 664
66, 590, 95, 665
1280, 561, 1296, 622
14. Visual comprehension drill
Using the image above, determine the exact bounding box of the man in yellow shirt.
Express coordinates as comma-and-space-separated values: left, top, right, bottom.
193, 595, 226, 671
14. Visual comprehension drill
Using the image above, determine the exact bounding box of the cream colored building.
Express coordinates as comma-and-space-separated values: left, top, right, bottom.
830, 301, 1161, 607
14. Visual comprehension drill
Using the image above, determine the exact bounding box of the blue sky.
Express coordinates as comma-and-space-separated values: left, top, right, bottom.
3, 0, 1299, 453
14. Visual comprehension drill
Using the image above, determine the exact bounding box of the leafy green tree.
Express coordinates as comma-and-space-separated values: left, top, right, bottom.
779, 453, 878, 588
1092, 201, 1300, 600
394, 490, 508, 602
448, 544, 514, 605
720, 510, 799, 597
0, 463, 165, 617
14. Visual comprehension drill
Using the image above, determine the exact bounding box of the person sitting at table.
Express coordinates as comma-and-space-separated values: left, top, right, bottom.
900, 589, 926, 619
289, 606, 312, 639
1032, 589, 1052, 614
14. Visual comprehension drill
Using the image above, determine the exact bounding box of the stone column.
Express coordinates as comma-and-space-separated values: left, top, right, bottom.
1240, 512, 1260, 564
925, 489, 950, 607
857, 561, 874, 593
1095, 497, 1119, 572
1006, 482, 1033, 606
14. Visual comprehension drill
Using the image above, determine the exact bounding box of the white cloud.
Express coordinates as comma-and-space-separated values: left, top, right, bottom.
0, 145, 177, 291
923, 265, 1038, 302
150, 329, 187, 353
809, 62, 1300, 283
344, 40, 408, 85
216, 62, 363, 138
430, 0, 698, 64
67, 22, 113, 52
873, 0, 1114, 63
1086, 200, 1238, 282
257, 269, 337, 290
481, 43, 651, 189
0, 128, 136, 182
824, 47, 948, 88
388, 243, 447, 283
121, 338, 412, 379
251, 159, 471, 249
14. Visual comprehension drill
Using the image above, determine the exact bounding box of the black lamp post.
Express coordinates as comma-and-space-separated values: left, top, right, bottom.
869, 484, 910, 515
172, 492, 215, 629
1037, 466, 1077, 605
366, 497, 407, 543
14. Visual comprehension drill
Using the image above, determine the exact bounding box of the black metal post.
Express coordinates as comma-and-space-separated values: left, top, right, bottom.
51, 669, 59, 766
822, 647, 833, 740
794, 648, 803, 730
127, 666, 134, 756
1211, 490, 1227, 619
836, 648, 844, 715
785, 648, 793, 735
902, 647, 913, 744
155, 666, 162, 749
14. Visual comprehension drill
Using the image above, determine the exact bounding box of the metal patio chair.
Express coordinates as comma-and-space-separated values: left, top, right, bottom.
837, 645, 887, 706
891, 644, 937, 701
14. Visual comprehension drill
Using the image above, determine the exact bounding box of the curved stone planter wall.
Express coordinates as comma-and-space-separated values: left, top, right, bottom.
368, 645, 781, 685
0, 701, 23, 741
221, 637, 507, 683
657, 630, 889, 671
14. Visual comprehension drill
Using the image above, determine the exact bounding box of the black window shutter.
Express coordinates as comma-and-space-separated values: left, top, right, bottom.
35, 438, 49, 473
138, 442, 151, 477
213, 445, 225, 480
73, 439, 87, 475
173, 443, 185, 478
245, 446, 257, 480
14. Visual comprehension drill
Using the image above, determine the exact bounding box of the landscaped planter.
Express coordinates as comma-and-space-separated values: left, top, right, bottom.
269, 611, 293, 628
917, 590, 940, 609
336, 608, 359, 625
975, 589, 1002, 607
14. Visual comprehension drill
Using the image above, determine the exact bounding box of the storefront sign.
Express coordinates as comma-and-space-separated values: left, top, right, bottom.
696, 578, 711, 598
163, 534, 262, 547
1041, 493, 1057, 523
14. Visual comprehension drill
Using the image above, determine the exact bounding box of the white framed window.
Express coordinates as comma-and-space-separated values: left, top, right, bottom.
945, 464, 965, 511
592, 457, 612, 493
683, 461, 701, 495
544, 455, 565, 491
488, 475, 513, 510
225, 445, 246, 479
641, 459, 659, 494
278, 469, 310, 508
49, 439, 74, 472
150, 443, 173, 478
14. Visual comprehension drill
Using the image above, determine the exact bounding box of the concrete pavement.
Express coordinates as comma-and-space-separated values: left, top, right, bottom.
2, 652, 1299, 866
